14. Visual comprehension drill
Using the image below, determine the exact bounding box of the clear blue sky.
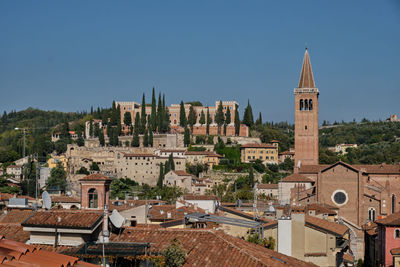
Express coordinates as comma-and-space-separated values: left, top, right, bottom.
1, 0, 399, 123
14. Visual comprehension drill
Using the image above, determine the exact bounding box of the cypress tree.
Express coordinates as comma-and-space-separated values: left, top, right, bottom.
140, 93, 146, 134
123, 112, 132, 127
157, 93, 163, 132
188, 106, 196, 132
206, 108, 211, 135
164, 160, 170, 175
89, 119, 93, 137
149, 129, 153, 147
179, 101, 187, 127
134, 113, 141, 134
157, 163, 164, 189
242, 99, 254, 127
184, 127, 190, 147
116, 104, 121, 135
168, 154, 175, 171
249, 166, 254, 189
215, 101, 225, 135
234, 104, 240, 136
99, 131, 105, 146
256, 112, 262, 126
143, 129, 149, 147
151, 87, 157, 131
224, 106, 232, 135
199, 110, 205, 125
163, 94, 170, 133
132, 130, 139, 147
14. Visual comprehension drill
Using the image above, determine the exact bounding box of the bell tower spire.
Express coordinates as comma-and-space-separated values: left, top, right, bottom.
294, 49, 319, 170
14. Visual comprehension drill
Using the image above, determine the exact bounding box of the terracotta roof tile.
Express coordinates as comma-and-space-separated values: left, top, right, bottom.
343, 253, 355, 263
257, 183, 278, 190
183, 195, 215, 200
305, 215, 348, 236
281, 173, 314, 183
22, 211, 103, 229
148, 205, 205, 221
240, 143, 277, 149
0, 224, 29, 243
110, 228, 317, 267
0, 210, 33, 224
123, 152, 158, 158
298, 49, 316, 88
185, 151, 222, 157
79, 173, 111, 182
391, 247, 400, 255
376, 212, 400, 226
0, 237, 97, 266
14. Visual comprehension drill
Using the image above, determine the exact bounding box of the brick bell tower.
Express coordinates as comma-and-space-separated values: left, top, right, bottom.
294, 48, 319, 170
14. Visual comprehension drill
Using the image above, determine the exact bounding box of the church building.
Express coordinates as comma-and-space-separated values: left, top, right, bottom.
291, 49, 400, 260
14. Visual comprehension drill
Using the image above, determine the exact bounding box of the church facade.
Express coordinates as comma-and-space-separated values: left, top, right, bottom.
291, 49, 400, 260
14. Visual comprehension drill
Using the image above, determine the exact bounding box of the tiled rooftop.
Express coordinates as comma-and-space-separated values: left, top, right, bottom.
299, 162, 400, 174
257, 183, 278, 189
22, 211, 103, 229
281, 173, 314, 183
240, 143, 277, 149
79, 173, 111, 182
0, 209, 33, 224
376, 212, 400, 226
0, 236, 98, 266
110, 228, 317, 267
0, 224, 29, 243
183, 194, 215, 201
305, 215, 348, 236
185, 151, 222, 157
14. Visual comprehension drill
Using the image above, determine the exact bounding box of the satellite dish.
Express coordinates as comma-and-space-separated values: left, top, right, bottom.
66, 191, 72, 196
268, 204, 275, 212
109, 209, 125, 228
42, 191, 52, 210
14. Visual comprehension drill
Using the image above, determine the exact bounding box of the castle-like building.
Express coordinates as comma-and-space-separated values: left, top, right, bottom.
291, 49, 400, 260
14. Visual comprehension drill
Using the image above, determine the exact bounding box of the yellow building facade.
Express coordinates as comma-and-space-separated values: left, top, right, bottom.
240, 141, 279, 165
47, 155, 68, 170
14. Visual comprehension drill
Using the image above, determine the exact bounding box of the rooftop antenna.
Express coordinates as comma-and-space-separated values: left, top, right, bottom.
305, 42, 308, 50
42, 191, 52, 210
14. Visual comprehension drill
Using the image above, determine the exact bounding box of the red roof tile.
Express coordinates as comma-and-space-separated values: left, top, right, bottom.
281, 173, 314, 183
376, 212, 400, 226
183, 195, 215, 200
79, 173, 111, 182
257, 183, 278, 190
305, 215, 348, 236
172, 170, 192, 177
0, 224, 29, 243
240, 143, 277, 149
22, 211, 103, 229
0, 237, 98, 266
0, 210, 33, 224
185, 151, 222, 157
110, 228, 317, 267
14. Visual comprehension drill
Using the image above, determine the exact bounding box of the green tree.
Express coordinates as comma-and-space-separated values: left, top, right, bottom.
224, 107, 231, 135
164, 160, 171, 175
149, 129, 153, 147
162, 238, 186, 267
90, 162, 100, 171
184, 127, 190, 147
99, 131, 105, 146
151, 87, 157, 131
123, 112, 132, 127
206, 108, 211, 135
215, 101, 225, 135
157, 93, 163, 132
143, 129, 149, 147
76, 167, 89, 175
134, 112, 141, 134
199, 110, 206, 125
46, 162, 67, 192
168, 153, 175, 171
242, 99, 254, 127
140, 93, 146, 134
132, 130, 140, 147
179, 101, 187, 127
157, 162, 164, 189
249, 166, 255, 189
234, 104, 240, 136
188, 106, 197, 132
255, 112, 262, 126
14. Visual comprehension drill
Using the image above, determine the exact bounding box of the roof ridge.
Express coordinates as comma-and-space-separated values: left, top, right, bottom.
298, 49, 316, 88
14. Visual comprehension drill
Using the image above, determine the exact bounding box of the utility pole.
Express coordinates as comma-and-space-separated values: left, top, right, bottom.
35, 153, 39, 201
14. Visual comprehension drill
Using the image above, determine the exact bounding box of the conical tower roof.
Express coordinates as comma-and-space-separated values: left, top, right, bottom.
298, 49, 316, 88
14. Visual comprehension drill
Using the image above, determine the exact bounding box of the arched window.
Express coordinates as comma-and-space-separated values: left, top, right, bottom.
304, 100, 309, 110
395, 229, 400, 239
309, 99, 313, 110
300, 99, 304, 111
368, 208, 376, 221
88, 188, 98, 208
393, 194, 396, 214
